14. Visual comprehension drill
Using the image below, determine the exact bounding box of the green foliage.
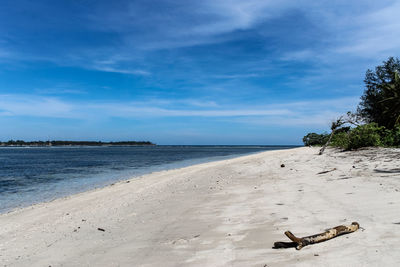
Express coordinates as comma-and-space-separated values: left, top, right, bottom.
380, 126, 400, 146
326, 123, 400, 150
358, 57, 400, 129
346, 123, 383, 149
303, 56, 400, 148
330, 132, 350, 148
302, 132, 329, 146
380, 71, 400, 127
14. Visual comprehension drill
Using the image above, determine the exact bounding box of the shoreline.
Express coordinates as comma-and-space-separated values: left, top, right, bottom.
1, 147, 295, 215
0, 146, 296, 215
0, 144, 298, 148
1, 147, 400, 266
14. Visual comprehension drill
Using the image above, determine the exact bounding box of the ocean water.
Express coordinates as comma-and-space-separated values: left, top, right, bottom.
0, 145, 295, 213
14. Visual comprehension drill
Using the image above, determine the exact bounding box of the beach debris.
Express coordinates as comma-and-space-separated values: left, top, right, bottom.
273, 222, 359, 250
281, 164, 285, 168
338, 176, 353, 180
319, 117, 345, 155
317, 168, 337, 175
172, 238, 189, 244
97, 228, 105, 232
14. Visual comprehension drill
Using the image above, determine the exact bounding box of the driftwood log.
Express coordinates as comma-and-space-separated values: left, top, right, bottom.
319, 117, 345, 155
274, 222, 359, 250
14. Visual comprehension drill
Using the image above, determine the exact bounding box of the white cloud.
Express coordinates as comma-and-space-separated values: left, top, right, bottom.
281, 1, 400, 62
189, 0, 292, 36
233, 111, 344, 128
4, 0, 400, 78
212, 73, 260, 79
81, 0, 400, 78
90, 65, 151, 76
0, 94, 357, 130
334, 2, 400, 59
34, 83, 87, 95
0, 95, 75, 118
85, 102, 291, 118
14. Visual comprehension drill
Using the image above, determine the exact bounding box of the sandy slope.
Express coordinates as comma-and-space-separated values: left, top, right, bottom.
1, 147, 400, 266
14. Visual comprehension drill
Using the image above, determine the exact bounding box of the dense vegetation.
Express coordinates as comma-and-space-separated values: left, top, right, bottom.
330, 124, 400, 150
303, 57, 400, 150
359, 57, 400, 129
302, 133, 329, 146
0, 140, 155, 147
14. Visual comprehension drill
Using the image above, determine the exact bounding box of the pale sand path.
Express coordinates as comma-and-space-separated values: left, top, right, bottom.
1, 147, 400, 266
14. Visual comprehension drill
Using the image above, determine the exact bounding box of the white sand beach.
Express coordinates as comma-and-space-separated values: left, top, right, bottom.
1, 147, 400, 266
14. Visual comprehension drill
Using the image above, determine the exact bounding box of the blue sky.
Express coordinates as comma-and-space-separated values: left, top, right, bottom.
1, 0, 399, 144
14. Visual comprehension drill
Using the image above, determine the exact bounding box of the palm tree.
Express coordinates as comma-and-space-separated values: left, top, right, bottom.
380, 71, 400, 128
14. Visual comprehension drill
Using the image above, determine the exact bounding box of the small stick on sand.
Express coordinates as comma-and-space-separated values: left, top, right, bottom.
317, 168, 337, 175
274, 222, 359, 250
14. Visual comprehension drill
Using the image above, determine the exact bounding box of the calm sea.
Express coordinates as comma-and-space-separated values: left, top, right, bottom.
0, 145, 295, 213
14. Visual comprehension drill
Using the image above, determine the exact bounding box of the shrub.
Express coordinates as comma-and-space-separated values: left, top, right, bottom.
330, 132, 350, 148
305, 123, 400, 150
380, 128, 395, 146
347, 123, 383, 149
303, 133, 329, 146
393, 126, 400, 146
381, 126, 400, 147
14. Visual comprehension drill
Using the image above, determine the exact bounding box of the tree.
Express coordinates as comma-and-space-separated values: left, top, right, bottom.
380, 71, 400, 127
302, 133, 329, 146
358, 57, 400, 129
319, 117, 345, 155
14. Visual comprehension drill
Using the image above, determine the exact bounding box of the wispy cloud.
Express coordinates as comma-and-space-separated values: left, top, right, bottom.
1, 0, 399, 143
0, 48, 11, 59
0, 94, 358, 129
86, 1, 400, 79
188, 0, 292, 36
34, 83, 87, 95
279, 1, 400, 63
85, 0, 292, 49
231, 111, 343, 127
2, 0, 400, 77
35, 88, 87, 95
212, 73, 260, 79
91, 104, 291, 118
0, 95, 75, 118
334, 2, 400, 59
90, 65, 151, 76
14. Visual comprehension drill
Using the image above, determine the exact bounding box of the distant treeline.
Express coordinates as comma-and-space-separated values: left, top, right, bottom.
0, 140, 155, 147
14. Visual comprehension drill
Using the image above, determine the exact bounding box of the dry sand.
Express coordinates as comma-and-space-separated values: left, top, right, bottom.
1, 147, 400, 266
